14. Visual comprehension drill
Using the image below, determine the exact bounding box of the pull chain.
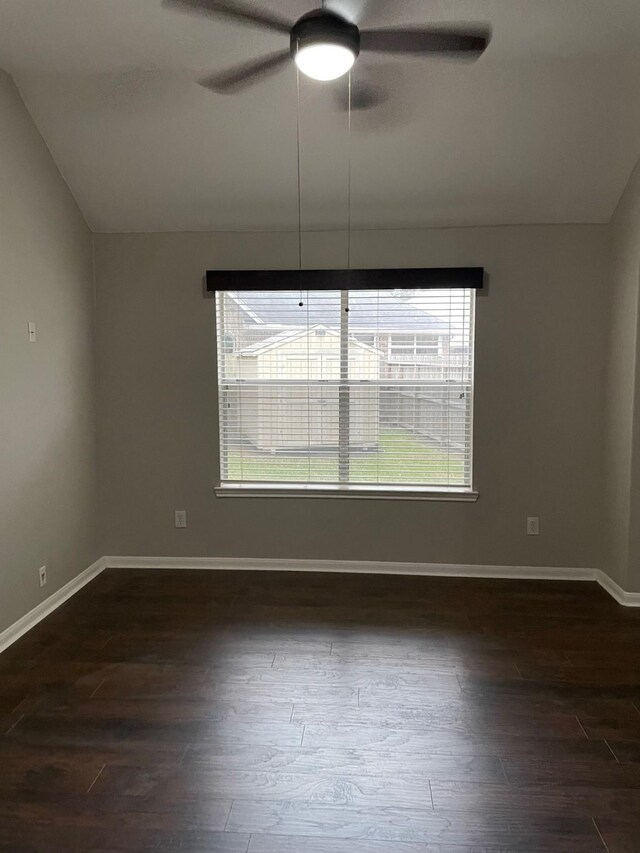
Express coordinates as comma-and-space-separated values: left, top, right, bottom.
296, 64, 303, 274
347, 69, 352, 271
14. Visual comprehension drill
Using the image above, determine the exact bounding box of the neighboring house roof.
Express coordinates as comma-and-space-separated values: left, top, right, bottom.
231, 291, 452, 333
237, 325, 382, 357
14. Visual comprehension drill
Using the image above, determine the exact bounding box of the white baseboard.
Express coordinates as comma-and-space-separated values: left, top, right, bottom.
0, 556, 106, 655
2, 555, 638, 656
105, 556, 640, 605
596, 569, 640, 606
105, 554, 600, 582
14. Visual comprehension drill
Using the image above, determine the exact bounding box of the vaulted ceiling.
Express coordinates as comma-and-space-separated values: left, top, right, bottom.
1, 0, 639, 232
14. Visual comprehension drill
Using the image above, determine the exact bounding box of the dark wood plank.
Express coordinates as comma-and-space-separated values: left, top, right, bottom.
301, 725, 593, 755
92, 765, 434, 810
578, 709, 640, 740
181, 744, 507, 783
291, 701, 586, 738
430, 780, 640, 818
262, 659, 463, 692
157, 832, 250, 852
501, 753, 640, 786
32, 696, 295, 724
459, 674, 640, 703
247, 835, 429, 852
327, 647, 521, 677
247, 835, 601, 853
95, 675, 358, 705
9, 714, 305, 749
0, 748, 102, 794
226, 800, 604, 850
593, 815, 640, 853
0, 790, 233, 842
517, 663, 640, 687
607, 738, 640, 763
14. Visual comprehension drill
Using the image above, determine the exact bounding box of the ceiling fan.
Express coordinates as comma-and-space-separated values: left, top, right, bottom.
164, 0, 490, 95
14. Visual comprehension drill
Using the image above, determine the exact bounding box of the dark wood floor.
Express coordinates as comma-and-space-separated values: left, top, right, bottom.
2, 570, 640, 852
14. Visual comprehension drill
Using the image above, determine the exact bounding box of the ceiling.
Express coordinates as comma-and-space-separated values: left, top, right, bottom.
1, 0, 639, 233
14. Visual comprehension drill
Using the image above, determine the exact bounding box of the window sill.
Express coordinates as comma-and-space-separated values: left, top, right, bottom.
215, 483, 479, 502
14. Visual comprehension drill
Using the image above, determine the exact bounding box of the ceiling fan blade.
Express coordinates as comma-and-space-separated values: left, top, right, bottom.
163, 0, 292, 34
360, 26, 490, 56
199, 50, 291, 93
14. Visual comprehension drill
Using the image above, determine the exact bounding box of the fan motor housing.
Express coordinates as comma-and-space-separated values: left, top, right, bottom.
290, 10, 361, 60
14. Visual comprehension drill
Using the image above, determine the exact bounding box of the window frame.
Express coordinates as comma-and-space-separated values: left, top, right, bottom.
214, 288, 478, 502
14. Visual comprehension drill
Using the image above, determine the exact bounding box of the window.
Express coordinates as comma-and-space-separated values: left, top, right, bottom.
215, 288, 476, 499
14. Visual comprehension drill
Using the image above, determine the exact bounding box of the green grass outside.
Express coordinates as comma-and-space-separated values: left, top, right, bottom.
225, 428, 465, 485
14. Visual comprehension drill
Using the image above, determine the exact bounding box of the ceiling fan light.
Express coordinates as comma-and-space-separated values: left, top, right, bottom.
295, 43, 355, 81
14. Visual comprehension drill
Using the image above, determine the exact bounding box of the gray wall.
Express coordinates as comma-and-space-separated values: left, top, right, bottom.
1, 59, 639, 640
0, 72, 98, 633
94, 226, 608, 570
604, 158, 640, 591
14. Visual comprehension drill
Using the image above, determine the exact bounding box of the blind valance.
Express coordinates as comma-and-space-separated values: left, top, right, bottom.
206, 267, 483, 294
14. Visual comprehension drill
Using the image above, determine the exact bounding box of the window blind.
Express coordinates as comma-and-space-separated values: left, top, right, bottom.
216, 288, 475, 491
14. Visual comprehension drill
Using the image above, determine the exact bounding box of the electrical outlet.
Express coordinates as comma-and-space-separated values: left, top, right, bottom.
527, 517, 540, 536
175, 510, 187, 529
38, 565, 47, 587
